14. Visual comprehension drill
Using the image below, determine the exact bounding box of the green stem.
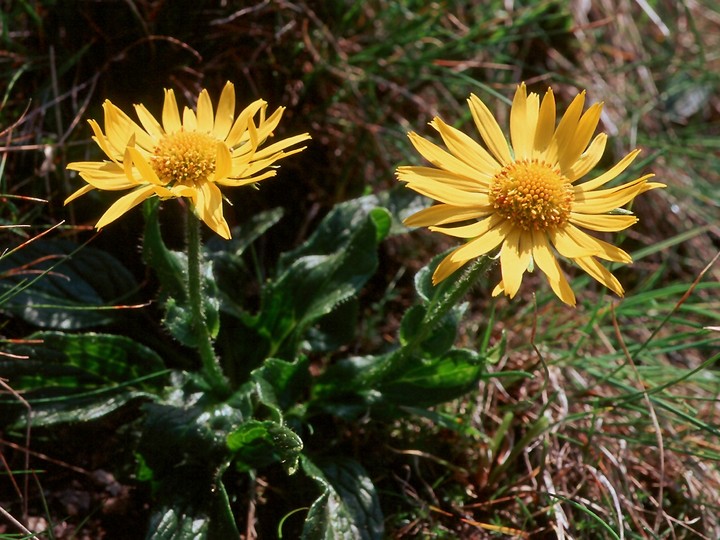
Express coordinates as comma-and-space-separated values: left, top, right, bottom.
186, 210, 230, 396
368, 255, 492, 383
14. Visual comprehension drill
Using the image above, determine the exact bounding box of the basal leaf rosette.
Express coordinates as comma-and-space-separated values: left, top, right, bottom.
66, 82, 310, 239
398, 83, 664, 306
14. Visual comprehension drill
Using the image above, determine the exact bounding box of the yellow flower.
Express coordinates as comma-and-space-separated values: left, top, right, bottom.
398, 83, 664, 306
66, 82, 310, 239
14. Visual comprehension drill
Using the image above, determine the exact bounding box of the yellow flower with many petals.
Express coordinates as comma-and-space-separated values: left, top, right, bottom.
398, 83, 664, 306
66, 82, 310, 239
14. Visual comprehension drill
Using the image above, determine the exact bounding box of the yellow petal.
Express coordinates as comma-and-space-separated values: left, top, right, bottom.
87, 119, 121, 162
216, 170, 276, 188
397, 162, 490, 193
548, 226, 605, 259
569, 212, 638, 232
127, 147, 165, 186
533, 88, 556, 154
575, 149, 640, 191
499, 228, 532, 298
561, 223, 631, 263
162, 89, 182, 134
559, 102, 602, 173
212, 142, 232, 182
531, 229, 576, 306
567, 133, 607, 182
67, 161, 138, 191
249, 133, 312, 162
448, 217, 510, 262
430, 213, 502, 238
226, 99, 266, 149
573, 175, 656, 214
95, 185, 157, 230
432, 117, 501, 175
408, 131, 493, 184
182, 106, 197, 131
575, 256, 625, 296
491, 281, 505, 297
134, 104, 164, 139
545, 91, 585, 166
403, 204, 488, 227
468, 94, 512, 165
64, 184, 95, 205
196, 89, 214, 134
398, 171, 491, 207
213, 82, 236, 141
510, 83, 539, 160
432, 250, 468, 284
195, 181, 230, 239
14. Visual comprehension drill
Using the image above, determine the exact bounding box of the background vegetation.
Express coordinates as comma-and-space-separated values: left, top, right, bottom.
1, 0, 719, 538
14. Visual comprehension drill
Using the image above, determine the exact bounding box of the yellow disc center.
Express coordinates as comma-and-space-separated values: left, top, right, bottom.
490, 160, 574, 231
150, 131, 216, 186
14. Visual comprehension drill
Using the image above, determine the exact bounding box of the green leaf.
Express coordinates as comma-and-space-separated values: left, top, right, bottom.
251, 356, 311, 411
146, 468, 238, 540
278, 196, 389, 270
142, 199, 186, 299
301, 456, 384, 540
0, 332, 168, 427
227, 420, 303, 474
161, 262, 221, 347
399, 304, 459, 358
377, 348, 485, 408
254, 208, 389, 360
0, 239, 139, 329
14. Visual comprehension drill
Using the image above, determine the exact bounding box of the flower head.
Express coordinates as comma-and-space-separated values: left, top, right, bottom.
66, 82, 310, 239
398, 83, 664, 305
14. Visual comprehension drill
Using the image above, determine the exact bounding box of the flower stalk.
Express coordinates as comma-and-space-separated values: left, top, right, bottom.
186, 209, 230, 396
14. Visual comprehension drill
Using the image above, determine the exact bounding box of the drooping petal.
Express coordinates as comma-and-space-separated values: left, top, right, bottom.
499, 228, 532, 298
64, 184, 95, 205
194, 181, 230, 239
127, 147, 165, 186
212, 142, 232, 183
531, 229, 576, 305
95, 185, 157, 230
548, 226, 604, 259
432, 250, 468, 284
468, 94, 512, 165
447, 218, 511, 262
575, 256, 624, 296
561, 223, 632, 263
